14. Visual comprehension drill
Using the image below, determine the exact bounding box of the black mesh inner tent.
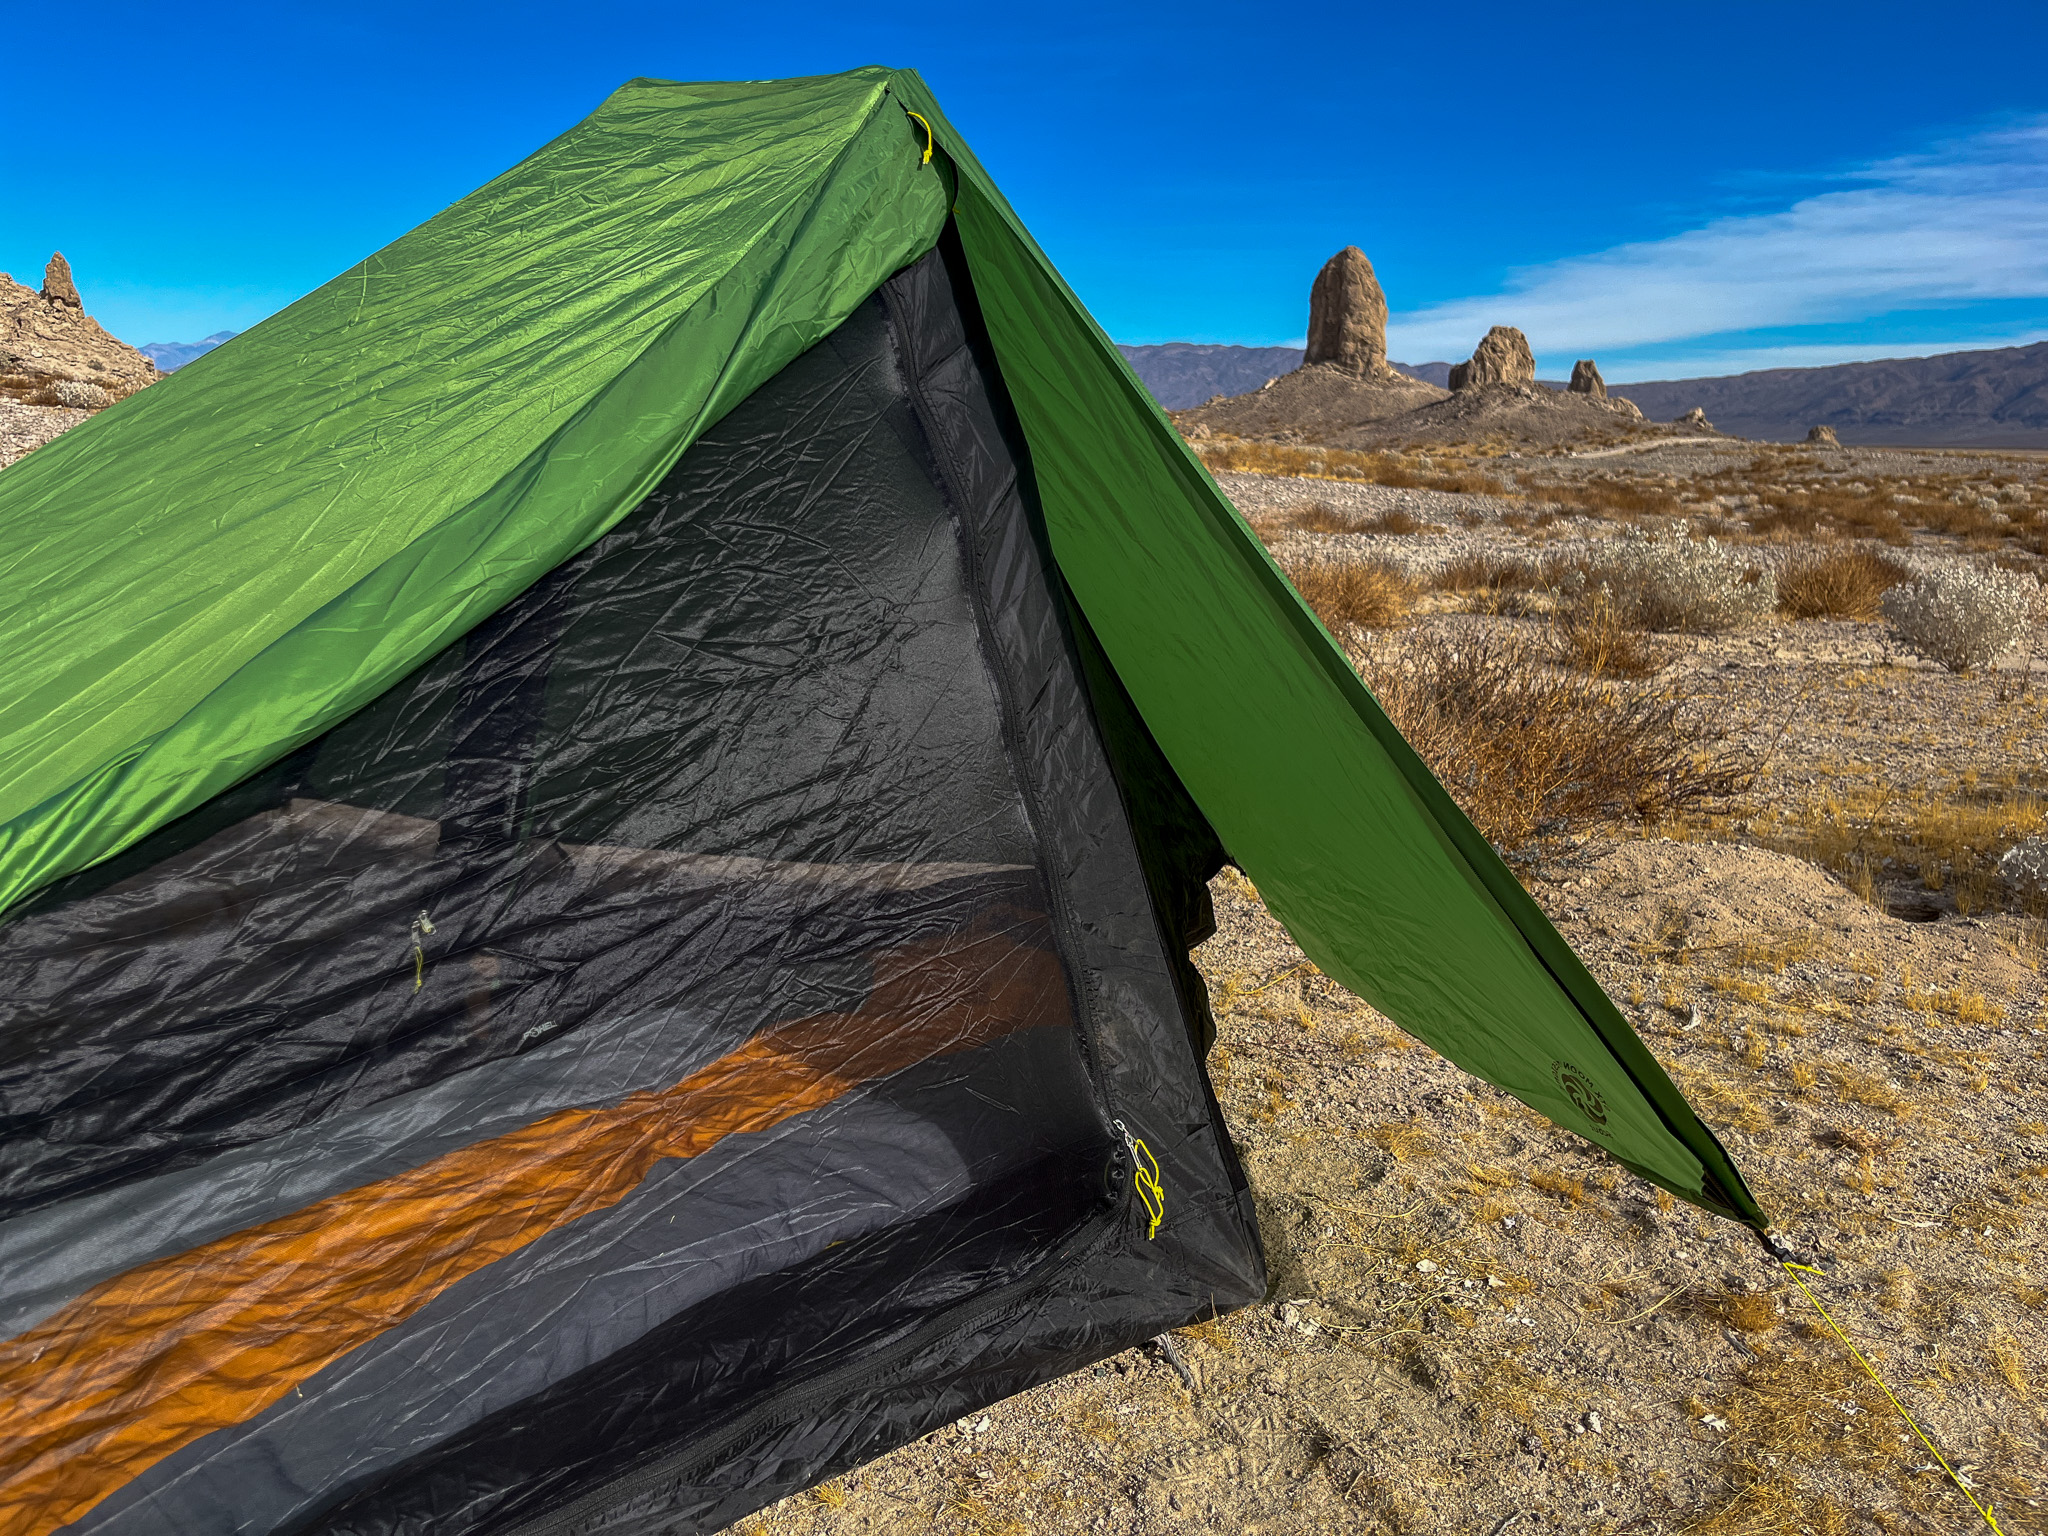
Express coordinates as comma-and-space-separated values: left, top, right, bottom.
0, 241, 1262, 1536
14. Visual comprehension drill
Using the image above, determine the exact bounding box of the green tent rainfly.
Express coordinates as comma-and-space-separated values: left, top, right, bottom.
0, 67, 1764, 1536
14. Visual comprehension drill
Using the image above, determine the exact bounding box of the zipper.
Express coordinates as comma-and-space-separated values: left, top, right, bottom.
877, 266, 1119, 1126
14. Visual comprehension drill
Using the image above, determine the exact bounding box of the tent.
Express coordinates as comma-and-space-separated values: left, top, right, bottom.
0, 69, 1764, 1536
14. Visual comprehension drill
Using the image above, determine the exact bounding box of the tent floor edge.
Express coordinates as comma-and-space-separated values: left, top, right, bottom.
491, 1200, 1259, 1536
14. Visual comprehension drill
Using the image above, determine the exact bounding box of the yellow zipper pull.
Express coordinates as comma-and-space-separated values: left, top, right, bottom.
1113, 1118, 1164, 1240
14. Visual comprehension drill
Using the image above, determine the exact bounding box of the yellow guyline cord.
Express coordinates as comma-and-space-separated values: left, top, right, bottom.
409, 910, 435, 992
1778, 1257, 2005, 1534
905, 110, 935, 165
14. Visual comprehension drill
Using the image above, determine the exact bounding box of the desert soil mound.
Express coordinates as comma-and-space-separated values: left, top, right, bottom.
1181, 374, 1687, 453
1178, 362, 1446, 438
1346, 379, 1672, 450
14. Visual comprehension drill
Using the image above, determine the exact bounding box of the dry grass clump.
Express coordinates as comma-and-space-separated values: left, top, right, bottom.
1527, 1168, 1585, 1203
1359, 507, 1426, 535
1752, 781, 2046, 917
1716, 1290, 1782, 1335
4, 371, 128, 410
1720, 1349, 1918, 1477
1830, 1065, 1915, 1118
1988, 1326, 2032, 1400
1776, 547, 1913, 620
1430, 553, 1546, 615
1362, 629, 1754, 849
1704, 452, 2048, 552
1193, 438, 1508, 495
1366, 1122, 1438, 1161
1432, 553, 1543, 594
1683, 1341, 1954, 1536
1518, 474, 1685, 521
1551, 587, 1668, 678
1507, 452, 2048, 558
1288, 500, 1358, 533
1744, 490, 1909, 547
1281, 552, 1416, 631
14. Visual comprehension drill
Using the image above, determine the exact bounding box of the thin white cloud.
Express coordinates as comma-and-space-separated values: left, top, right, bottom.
1384, 119, 2048, 364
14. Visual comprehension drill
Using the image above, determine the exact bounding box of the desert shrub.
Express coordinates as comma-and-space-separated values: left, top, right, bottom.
1707, 465, 1914, 546
1586, 520, 1775, 632
1432, 553, 1543, 594
1775, 546, 1913, 620
1522, 475, 1684, 521
1281, 552, 1415, 631
1288, 500, 1357, 533
1359, 507, 1425, 535
1551, 587, 1667, 677
1362, 629, 1752, 849
1880, 563, 2040, 672
24, 378, 110, 410
1429, 553, 1546, 616
2002, 837, 2048, 893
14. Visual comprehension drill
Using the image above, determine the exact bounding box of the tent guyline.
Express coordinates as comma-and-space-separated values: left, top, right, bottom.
0, 67, 1763, 1536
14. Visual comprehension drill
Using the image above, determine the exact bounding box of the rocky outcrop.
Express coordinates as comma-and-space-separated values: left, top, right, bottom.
1, 254, 156, 402
1447, 327, 1536, 391
1805, 424, 1842, 447
40, 254, 81, 309
1303, 247, 1397, 378
1168, 244, 1446, 437
1568, 359, 1607, 398
1675, 406, 1713, 429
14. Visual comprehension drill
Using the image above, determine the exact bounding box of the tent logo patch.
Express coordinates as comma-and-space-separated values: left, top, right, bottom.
1551, 1061, 1609, 1129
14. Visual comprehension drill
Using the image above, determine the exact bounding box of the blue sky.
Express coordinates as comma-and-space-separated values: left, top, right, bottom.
8, 1, 2048, 382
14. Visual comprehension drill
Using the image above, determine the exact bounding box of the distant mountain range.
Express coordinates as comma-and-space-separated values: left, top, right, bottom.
1119, 338, 2048, 447
137, 331, 237, 371
1597, 342, 2048, 447
1391, 361, 1453, 390
1115, 344, 1308, 408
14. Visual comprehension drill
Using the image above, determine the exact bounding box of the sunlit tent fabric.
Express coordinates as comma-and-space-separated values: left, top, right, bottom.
0, 68, 1765, 1535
